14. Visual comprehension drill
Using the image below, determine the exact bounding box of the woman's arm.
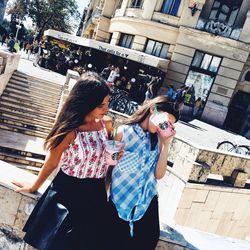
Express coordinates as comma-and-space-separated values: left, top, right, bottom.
12, 131, 75, 193
154, 141, 170, 179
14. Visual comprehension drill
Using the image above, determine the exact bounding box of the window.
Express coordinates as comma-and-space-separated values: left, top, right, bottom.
184, 51, 222, 104
144, 39, 169, 59
209, 0, 242, 26
161, 0, 181, 16
130, 0, 143, 8
118, 33, 134, 49
245, 71, 250, 82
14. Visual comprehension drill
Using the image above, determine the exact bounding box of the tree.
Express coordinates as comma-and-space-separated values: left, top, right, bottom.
7, 0, 80, 36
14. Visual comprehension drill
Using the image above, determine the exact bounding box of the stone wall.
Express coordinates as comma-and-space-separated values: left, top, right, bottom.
0, 160, 188, 249
0, 51, 20, 96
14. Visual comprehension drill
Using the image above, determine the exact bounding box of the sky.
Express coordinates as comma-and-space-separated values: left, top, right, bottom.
76, 0, 89, 16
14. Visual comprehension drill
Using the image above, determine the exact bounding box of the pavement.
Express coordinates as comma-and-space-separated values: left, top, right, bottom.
161, 223, 250, 250
176, 119, 250, 150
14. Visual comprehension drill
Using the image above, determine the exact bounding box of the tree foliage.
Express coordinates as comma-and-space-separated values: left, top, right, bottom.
7, 0, 80, 34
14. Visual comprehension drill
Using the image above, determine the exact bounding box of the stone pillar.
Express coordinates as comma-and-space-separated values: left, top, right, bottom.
142, 0, 157, 20
131, 35, 147, 51
110, 31, 120, 45
102, 0, 116, 17
119, 0, 129, 16
239, 11, 250, 43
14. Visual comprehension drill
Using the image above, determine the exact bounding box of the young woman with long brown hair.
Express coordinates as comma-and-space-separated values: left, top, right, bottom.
12, 72, 114, 250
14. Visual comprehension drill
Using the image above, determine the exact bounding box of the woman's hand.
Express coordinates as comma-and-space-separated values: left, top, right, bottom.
158, 122, 176, 146
11, 180, 36, 193
116, 144, 125, 161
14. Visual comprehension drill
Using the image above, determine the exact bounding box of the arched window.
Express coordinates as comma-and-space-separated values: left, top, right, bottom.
245, 71, 250, 82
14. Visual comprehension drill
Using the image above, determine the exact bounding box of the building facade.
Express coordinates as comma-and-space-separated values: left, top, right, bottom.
81, 0, 250, 135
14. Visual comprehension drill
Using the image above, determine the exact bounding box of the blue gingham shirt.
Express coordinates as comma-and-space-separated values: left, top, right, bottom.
110, 124, 159, 236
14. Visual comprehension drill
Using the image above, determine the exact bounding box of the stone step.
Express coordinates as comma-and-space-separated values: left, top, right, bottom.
1, 94, 58, 111
0, 102, 56, 119
0, 145, 45, 160
13, 162, 41, 175
13, 71, 63, 89
0, 98, 57, 116
0, 122, 48, 138
0, 108, 55, 124
8, 79, 62, 96
0, 116, 51, 134
1, 92, 60, 109
5, 85, 61, 102
4, 88, 60, 106
0, 146, 45, 168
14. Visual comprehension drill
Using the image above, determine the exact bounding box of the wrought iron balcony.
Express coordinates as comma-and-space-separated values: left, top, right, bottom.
196, 18, 242, 40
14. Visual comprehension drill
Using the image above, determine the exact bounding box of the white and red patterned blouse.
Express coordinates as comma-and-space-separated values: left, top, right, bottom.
59, 121, 109, 179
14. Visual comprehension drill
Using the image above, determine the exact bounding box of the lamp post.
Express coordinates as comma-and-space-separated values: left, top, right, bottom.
15, 19, 22, 40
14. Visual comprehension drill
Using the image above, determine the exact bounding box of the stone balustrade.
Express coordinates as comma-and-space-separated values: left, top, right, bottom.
0, 50, 20, 97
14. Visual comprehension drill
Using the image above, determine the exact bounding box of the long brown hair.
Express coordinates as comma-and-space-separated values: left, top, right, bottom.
44, 72, 110, 150
125, 96, 180, 125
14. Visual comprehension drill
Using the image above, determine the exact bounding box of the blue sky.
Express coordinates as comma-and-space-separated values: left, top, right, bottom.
76, 0, 89, 15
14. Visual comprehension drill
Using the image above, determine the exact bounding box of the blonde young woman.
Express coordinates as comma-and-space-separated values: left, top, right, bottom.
108, 96, 179, 250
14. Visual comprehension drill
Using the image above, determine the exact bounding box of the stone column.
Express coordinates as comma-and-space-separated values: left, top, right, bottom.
142, 0, 157, 20
110, 31, 121, 45
131, 35, 147, 51
239, 11, 250, 43
119, 0, 129, 16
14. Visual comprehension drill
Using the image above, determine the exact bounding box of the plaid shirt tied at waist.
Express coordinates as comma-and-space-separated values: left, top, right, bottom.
111, 124, 159, 236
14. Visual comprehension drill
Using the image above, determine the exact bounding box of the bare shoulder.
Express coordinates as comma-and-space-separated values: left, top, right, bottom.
65, 130, 77, 144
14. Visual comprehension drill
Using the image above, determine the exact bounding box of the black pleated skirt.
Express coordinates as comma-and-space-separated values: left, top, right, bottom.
23, 170, 109, 250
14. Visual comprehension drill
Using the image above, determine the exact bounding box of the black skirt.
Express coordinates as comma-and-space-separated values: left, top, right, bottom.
107, 195, 160, 250
23, 170, 109, 250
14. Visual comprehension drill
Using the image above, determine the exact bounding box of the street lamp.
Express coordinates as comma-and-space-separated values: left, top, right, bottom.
15, 19, 22, 40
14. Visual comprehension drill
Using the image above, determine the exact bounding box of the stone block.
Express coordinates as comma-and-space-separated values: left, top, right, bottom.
171, 52, 192, 66
231, 170, 248, 188
177, 188, 197, 209
211, 192, 232, 219
174, 208, 189, 225
184, 202, 204, 228
217, 66, 241, 80
189, 162, 210, 183
202, 191, 220, 211
0, 186, 22, 227
220, 155, 242, 177
193, 189, 209, 203
168, 138, 183, 162
205, 218, 220, 234
232, 194, 250, 220
209, 154, 226, 174
13, 195, 37, 238
215, 212, 234, 236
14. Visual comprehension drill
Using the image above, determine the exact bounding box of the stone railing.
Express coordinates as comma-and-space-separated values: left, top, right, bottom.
0, 161, 187, 249
0, 50, 20, 96
168, 136, 250, 188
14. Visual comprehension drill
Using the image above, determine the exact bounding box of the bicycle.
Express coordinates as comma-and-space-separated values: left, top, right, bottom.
216, 141, 250, 156
109, 87, 139, 116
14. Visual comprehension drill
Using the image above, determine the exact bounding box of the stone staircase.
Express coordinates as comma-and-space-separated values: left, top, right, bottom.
0, 71, 63, 173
